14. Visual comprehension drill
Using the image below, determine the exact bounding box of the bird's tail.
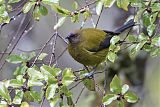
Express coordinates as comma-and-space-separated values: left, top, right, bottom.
114, 19, 135, 34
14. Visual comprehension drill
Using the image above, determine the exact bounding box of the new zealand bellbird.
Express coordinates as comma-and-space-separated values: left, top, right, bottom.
66, 19, 135, 66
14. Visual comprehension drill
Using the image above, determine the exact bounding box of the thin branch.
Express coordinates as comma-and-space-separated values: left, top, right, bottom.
85, 0, 96, 28
31, 33, 56, 67
0, 11, 22, 31
17, 44, 51, 52
69, 80, 83, 90
10, 0, 27, 12
95, 5, 104, 28
75, 86, 85, 105
49, 13, 58, 66
0, 14, 34, 71
52, 47, 67, 64
0, 14, 26, 63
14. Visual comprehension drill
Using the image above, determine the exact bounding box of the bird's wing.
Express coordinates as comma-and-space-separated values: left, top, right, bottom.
87, 36, 112, 52
80, 28, 112, 53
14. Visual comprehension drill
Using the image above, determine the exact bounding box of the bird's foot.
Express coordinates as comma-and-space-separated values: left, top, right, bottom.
83, 71, 95, 79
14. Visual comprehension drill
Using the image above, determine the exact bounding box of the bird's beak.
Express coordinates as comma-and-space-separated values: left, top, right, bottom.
66, 33, 76, 40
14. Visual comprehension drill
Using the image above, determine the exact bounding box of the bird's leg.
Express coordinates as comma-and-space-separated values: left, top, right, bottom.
84, 65, 98, 78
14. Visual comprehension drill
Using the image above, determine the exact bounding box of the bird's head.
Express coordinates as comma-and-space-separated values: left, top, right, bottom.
66, 30, 81, 44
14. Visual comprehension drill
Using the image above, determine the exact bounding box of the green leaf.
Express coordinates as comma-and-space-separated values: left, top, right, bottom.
54, 17, 67, 30
24, 91, 34, 102
30, 90, 42, 103
107, 52, 117, 63
110, 36, 120, 45
130, 40, 147, 58
49, 96, 60, 107
84, 78, 95, 91
67, 96, 74, 107
135, 9, 145, 22
0, 82, 11, 103
151, 3, 160, 12
20, 102, 30, 107
0, 103, 8, 107
28, 79, 43, 87
130, 0, 143, 7
9, 75, 25, 88
117, 0, 130, 11
42, 0, 59, 4
127, 35, 137, 42
27, 68, 44, 80
121, 84, 129, 95
13, 90, 24, 104
142, 12, 151, 27
6, 54, 23, 64
52, 65, 61, 76
124, 91, 138, 103
14, 65, 28, 76
60, 86, 71, 97
33, 6, 41, 21
102, 94, 118, 105
39, 5, 48, 16
51, 4, 71, 16
72, 1, 78, 10
71, 14, 79, 23
0, 0, 5, 4
40, 65, 57, 84
62, 68, 75, 86
96, 0, 104, 16
46, 84, 58, 100
147, 24, 156, 36
150, 48, 160, 57
38, 53, 48, 60
8, 0, 21, 3
118, 101, 125, 107
83, 11, 91, 20
104, 0, 116, 8
41, 65, 57, 77
19, 53, 29, 61
152, 37, 160, 46
23, 2, 35, 13
136, 40, 147, 51
28, 52, 36, 60
110, 75, 122, 94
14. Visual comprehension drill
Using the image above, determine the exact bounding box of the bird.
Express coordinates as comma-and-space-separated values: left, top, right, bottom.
66, 19, 135, 66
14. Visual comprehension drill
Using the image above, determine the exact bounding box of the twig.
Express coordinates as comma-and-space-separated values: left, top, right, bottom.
69, 80, 83, 90
75, 86, 85, 104
95, 5, 104, 28
0, 11, 22, 31
17, 44, 51, 52
57, 34, 68, 44
0, 14, 26, 63
49, 13, 58, 66
0, 14, 33, 71
52, 47, 67, 64
31, 32, 56, 67
85, 0, 96, 28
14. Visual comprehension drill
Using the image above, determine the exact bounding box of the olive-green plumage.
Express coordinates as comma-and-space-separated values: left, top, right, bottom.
66, 19, 135, 66
68, 28, 108, 65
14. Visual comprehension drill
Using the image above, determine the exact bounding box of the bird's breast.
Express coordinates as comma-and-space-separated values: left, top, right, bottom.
68, 43, 108, 66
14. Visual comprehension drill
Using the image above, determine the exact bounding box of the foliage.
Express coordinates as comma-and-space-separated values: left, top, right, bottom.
103, 75, 138, 107
0, 0, 159, 107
